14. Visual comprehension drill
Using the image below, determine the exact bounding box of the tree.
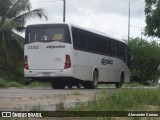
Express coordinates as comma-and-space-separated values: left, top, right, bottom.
0, 0, 47, 68
145, 0, 160, 37
128, 38, 160, 84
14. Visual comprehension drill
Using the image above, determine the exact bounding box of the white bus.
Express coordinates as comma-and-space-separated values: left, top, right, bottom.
24, 23, 131, 89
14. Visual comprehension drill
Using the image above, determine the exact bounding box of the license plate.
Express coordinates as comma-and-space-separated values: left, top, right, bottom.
43, 73, 51, 76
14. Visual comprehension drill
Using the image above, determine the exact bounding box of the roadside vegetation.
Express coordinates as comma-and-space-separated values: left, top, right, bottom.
0, 0, 47, 87
0, 63, 23, 88
24, 88, 160, 119
26, 88, 159, 112
0, 79, 50, 88
71, 88, 160, 111
28, 81, 51, 88
128, 38, 160, 85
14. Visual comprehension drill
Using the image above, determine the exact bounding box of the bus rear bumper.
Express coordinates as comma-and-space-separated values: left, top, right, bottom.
24, 69, 72, 78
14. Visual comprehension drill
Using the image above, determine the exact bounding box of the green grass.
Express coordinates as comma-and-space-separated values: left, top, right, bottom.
0, 77, 50, 88
72, 88, 160, 111
0, 78, 23, 88
0, 78, 7, 88
99, 82, 157, 88
0, 70, 50, 88
28, 81, 50, 88
124, 82, 143, 87
6, 81, 23, 88
98, 82, 144, 88
31, 103, 44, 111
0, 67, 24, 88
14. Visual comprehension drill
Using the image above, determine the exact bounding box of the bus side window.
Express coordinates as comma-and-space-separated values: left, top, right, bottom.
84, 32, 89, 51
99, 37, 105, 54
111, 42, 115, 56
119, 44, 125, 61
95, 35, 100, 53
78, 31, 86, 50
72, 28, 79, 49
105, 40, 110, 55
114, 42, 118, 57
96, 36, 101, 53
111, 41, 118, 57
88, 33, 94, 52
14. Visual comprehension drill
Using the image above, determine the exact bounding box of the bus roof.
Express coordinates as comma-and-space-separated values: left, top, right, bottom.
27, 23, 127, 45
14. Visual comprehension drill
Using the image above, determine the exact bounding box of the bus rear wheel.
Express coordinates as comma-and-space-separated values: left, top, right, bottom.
51, 81, 65, 89
84, 71, 98, 89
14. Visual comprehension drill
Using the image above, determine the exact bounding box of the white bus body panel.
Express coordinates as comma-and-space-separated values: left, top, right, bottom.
72, 50, 130, 83
24, 42, 73, 77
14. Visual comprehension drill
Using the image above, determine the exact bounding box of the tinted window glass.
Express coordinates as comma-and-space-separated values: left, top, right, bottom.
111, 41, 119, 56
28, 28, 64, 42
88, 33, 93, 51
72, 27, 127, 59
114, 42, 119, 56
25, 25, 71, 44
72, 28, 79, 48
119, 44, 125, 60
105, 40, 110, 55
100, 37, 106, 54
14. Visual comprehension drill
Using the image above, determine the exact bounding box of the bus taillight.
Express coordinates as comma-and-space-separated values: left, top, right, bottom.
64, 55, 71, 69
24, 55, 29, 69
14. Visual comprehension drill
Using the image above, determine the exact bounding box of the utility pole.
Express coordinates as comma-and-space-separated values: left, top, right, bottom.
63, 0, 66, 22
141, 27, 142, 42
128, 0, 130, 43
120, 0, 141, 43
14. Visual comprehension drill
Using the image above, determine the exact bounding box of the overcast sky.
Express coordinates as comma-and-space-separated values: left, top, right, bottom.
27, 0, 145, 40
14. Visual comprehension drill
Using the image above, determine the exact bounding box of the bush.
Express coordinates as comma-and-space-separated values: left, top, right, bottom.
128, 38, 160, 83
0, 78, 7, 88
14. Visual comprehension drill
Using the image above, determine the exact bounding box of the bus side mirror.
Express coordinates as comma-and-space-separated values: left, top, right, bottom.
129, 49, 133, 61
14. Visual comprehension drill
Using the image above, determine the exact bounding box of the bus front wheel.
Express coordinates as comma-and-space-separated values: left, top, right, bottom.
115, 73, 124, 88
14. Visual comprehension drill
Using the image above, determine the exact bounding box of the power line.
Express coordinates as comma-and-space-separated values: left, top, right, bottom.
36, 0, 66, 22
120, 0, 128, 3
31, 0, 128, 39
120, 0, 142, 4
130, 0, 142, 4
37, 0, 61, 3
31, 0, 60, 4
67, 2, 128, 38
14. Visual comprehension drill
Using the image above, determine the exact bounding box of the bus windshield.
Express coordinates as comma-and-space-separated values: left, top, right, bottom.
25, 24, 71, 44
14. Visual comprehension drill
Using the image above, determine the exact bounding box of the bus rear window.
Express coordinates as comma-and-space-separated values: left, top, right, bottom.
25, 25, 71, 44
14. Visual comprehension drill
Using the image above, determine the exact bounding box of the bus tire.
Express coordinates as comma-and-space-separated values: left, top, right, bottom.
92, 70, 98, 89
84, 70, 98, 89
115, 73, 124, 88
51, 81, 65, 89
68, 85, 72, 89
